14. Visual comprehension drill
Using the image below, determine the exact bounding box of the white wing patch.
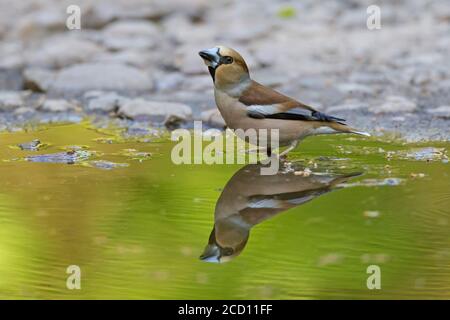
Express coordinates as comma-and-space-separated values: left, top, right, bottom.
248, 198, 283, 208
313, 126, 339, 135
247, 105, 279, 116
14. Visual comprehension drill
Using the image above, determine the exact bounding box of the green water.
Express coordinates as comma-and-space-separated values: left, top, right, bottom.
0, 123, 449, 299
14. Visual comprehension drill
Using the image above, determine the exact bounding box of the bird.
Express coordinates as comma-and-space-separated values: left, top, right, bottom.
199, 163, 361, 263
198, 46, 370, 157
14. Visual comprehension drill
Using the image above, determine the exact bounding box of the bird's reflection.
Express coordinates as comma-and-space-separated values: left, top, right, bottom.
200, 163, 360, 263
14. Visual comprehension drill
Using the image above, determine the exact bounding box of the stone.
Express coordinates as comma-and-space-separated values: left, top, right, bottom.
100, 20, 159, 50
92, 50, 152, 69
14, 107, 37, 116
182, 75, 211, 91
371, 96, 417, 114
86, 160, 129, 170
163, 15, 216, 44
23, 68, 56, 92
337, 83, 374, 96
16, 8, 66, 40
25, 37, 104, 68
85, 92, 125, 113
41, 99, 78, 112
326, 101, 369, 112
49, 63, 154, 96
175, 45, 206, 75
225, 22, 270, 42
17, 139, 43, 151
427, 106, 450, 118
26, 150, 92, 164
118, 99, 192, 122
200, 108, 225, 128
103, 19, 159, 37
251, 69, 289, 87
0, 42, 25, 69
0, 67, 23, 90
363, 210, 380, 218
155, 72, 185, 91
0, 91, 26, 111
14, 106, 36, 115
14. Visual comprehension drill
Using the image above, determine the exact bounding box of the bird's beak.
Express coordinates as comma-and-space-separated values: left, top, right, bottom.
199, 47, 220, 68
199, 244, 221, 263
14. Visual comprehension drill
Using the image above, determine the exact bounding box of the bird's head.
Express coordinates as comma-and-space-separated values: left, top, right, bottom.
199, 222, 249, 263
198, 46, 250, 89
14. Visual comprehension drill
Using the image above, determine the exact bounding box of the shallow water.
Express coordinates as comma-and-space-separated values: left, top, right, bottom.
0, 122, 449, 299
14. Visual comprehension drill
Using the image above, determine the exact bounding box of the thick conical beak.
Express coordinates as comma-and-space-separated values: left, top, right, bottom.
199, 244, 221, 263
199, 47, 220, 68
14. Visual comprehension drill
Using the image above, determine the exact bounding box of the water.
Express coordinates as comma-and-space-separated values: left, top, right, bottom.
0, 122, 449, 299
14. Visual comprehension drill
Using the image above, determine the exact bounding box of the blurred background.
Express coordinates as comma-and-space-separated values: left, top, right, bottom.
0, 0, 449, 139
0, 0, 449, 300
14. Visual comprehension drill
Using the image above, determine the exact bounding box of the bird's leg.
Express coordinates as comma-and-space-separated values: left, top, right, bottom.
278, 140, 298, 159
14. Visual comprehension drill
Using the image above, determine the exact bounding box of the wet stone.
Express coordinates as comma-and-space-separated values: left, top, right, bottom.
118, 148, 152, 161
25, 150, 92, 164
387, 147, 448, 162
17, 139, 46, 151
341, 178, 403, 188
122, 127, 151, 138
85, 160, 129, 170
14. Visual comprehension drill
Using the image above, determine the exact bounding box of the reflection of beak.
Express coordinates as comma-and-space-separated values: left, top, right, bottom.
199, 47, 220, 68
199, 244, 221, 263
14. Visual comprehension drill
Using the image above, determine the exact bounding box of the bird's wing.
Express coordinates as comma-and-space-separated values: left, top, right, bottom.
239, 80, 345, 123
233, 189, 330, 225
246, 189, 330, 210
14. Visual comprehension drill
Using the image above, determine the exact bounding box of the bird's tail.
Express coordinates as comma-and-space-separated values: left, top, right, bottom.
329, 171, 363, 186
326, 122, 371, 137
349, 130, 371, 137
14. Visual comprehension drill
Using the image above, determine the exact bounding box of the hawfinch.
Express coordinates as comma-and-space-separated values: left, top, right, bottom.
200, 163, 360, 263
199, 46, 370, 156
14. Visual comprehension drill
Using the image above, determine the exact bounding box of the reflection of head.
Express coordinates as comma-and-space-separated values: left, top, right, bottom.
200, 164, 361, 263
200, 220, 250, 263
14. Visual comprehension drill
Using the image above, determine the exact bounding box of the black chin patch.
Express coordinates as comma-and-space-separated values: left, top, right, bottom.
208, 66, 216, 82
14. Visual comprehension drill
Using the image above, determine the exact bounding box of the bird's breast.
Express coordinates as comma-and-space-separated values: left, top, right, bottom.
213, 88, 314, 146
214, 89, 247, 128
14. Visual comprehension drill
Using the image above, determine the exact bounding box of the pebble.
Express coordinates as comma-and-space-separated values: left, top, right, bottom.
26, 150, 92, 164
0, 91, 25, 111
117, 99, 192, 122
363, 210, 380, 218
0, 0, 447, 140
25, 37, 104, 68
49, 63, 154, 97
371, 96, 418, 114
17, 139, 43, 151
85, 91, 124, 113
41, 99, 78, 112
427, 106, 450, 118
200, 108, 226, 128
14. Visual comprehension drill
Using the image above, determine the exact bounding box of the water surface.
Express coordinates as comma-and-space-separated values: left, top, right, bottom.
0, 123, 449, 299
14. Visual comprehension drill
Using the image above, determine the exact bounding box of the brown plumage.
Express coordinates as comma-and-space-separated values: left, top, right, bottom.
239, 80, 314, 112
200, 163, 361, 263
199, 46, 370, 156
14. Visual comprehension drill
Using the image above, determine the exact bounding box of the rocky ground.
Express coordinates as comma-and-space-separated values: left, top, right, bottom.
0, 0, 449, 141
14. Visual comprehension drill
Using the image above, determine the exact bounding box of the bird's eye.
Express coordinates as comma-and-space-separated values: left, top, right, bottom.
223, 56, 233, 64
223, 247, 234, 256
